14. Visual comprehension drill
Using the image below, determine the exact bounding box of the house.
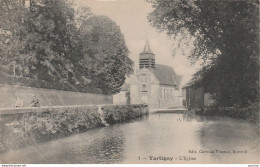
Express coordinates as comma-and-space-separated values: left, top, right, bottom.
182, 79, 214, 110
128, 41, 183, 108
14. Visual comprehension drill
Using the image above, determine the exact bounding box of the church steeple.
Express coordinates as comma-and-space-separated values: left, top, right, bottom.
143, 41, 151, 53
139, 41, 155, 69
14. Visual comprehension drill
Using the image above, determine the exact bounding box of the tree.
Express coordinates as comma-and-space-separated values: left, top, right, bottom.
148, 0, 259, 107
0, 0, 84, 90
0, 0, 133, 94
0, 0, 30, 76
79, 16, 133, 94
26, 0, 79, 83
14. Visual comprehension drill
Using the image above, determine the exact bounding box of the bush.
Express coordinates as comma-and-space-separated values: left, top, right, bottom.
16, 106, 102, 138
196, 102, 259, 123
0, 70, 103, 93
102, 104, 149, 124
0, 104, 149, 152
0, 106, 101, 152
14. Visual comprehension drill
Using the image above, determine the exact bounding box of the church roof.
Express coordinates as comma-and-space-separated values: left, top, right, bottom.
173, 75, 182, 89
140, 41, 154, 55
153, 64, 181, 86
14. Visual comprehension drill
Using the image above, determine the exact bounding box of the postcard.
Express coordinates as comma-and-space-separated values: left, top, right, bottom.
0, 0, 259, 165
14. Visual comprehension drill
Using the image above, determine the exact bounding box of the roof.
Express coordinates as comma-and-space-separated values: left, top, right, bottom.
173, 75, 182, 89
182, 77, 198, 88
153, 64, 181, 86
120, 84, 130, 91
139, 53, 155, 59
140, 41, 154, 55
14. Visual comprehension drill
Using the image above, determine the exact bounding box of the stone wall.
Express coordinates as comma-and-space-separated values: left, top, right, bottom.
0, 84, 112, 108
113, 91, 127, 105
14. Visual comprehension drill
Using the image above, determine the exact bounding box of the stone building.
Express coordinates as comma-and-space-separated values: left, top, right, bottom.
129, 41, 182, 108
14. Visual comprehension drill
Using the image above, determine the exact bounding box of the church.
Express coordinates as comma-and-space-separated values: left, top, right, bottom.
113, 41, 183, 108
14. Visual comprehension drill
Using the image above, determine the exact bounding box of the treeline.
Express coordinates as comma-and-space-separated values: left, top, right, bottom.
148, 0, 259, 108
0, 0, 133, 94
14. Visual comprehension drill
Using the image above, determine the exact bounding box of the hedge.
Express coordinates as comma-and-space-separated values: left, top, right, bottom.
0, 104, 149, 153
102, 104, 149, 124
195, 102, 259, 124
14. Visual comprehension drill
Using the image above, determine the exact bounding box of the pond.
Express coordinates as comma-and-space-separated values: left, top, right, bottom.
0, 112, 259, 164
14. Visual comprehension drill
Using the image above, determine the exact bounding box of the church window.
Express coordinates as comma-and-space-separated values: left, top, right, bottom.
141, 75, 146, 82
142, 84, 146, 89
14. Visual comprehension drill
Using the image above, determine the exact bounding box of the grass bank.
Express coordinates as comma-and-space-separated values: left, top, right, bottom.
0, 104, 148, 153
195, 102, 259, 124
102, 104, 149, 124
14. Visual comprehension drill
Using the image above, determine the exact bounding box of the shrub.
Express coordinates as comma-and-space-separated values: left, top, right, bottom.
0, 104, 149, 152
0, 70, 103, 93
0, 106, 101, 152
196, 102, 259, 124
102, 104, 149, 124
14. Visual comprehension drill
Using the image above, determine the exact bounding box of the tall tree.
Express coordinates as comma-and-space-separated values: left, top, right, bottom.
79, 15, 133, 94
27, 0, 78, 82
0, 0, 133, 94
0, 0, 84, 88
148, 0, 259, 107
0, 0, 30, 76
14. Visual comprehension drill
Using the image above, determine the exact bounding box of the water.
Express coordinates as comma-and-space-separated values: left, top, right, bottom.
0, 113, 259, 164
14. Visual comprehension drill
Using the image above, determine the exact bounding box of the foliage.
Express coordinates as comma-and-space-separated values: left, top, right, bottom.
102, 104, 149, 124
148, 0, 259, 107
0, 0, 133, 94
0, 106, 100, 152
0, 0, 82, 87
0, 104, 148, 152
0, 66, 103, 93
79, 16, 133, 94
27, 0, 78, 82
196, 102, 259, 124
0, 0, 30, 76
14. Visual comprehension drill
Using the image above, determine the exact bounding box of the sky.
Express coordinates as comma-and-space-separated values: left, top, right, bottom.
74, 0, 201, 86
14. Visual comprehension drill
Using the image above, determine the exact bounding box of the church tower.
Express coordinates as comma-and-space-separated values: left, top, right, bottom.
139, 41, 155, 69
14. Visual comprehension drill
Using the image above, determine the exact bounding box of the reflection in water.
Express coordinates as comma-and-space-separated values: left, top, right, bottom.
66, 126, 126, 164
182, 112, 193, 122
197, 117, 259, 163
0, 113, 258, 164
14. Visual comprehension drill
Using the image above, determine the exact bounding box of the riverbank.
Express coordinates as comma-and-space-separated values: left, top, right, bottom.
1, 112, 258, 164
0, 104, 148, 153
195, 103, 259, 124
149, 107, 187, 114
